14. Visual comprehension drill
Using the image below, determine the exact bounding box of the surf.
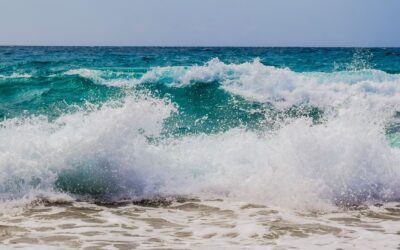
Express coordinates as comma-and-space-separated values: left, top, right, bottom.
0, 48, 400, 211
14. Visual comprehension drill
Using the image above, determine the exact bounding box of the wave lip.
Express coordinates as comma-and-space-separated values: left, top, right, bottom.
67, 58, 400, 112
132, 58, 400, 108
64, 68, 138, 87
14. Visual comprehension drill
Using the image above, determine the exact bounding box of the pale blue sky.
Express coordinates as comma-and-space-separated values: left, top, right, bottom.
0, 0, 399, 46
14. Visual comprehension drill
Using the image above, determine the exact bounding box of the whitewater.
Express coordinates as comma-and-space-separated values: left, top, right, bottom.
0, 47, 399, 249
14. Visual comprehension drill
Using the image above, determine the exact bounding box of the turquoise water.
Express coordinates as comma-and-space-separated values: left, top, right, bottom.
1, 47, 400, 119
1, 47, 400, 207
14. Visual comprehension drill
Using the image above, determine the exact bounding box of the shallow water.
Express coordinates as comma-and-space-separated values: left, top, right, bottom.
1, 198, 400, 249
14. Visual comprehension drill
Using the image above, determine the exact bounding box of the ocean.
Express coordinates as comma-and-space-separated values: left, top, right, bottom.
0, 47, 400, 249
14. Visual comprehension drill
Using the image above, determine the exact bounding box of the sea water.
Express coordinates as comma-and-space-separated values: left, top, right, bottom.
0, 47, 400, 249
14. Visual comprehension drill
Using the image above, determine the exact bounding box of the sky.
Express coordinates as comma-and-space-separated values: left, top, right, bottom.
0, 0, 399, 47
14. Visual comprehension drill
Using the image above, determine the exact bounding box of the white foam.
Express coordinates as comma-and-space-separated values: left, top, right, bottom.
0, 73, 32, 79
150, 116, 400, 210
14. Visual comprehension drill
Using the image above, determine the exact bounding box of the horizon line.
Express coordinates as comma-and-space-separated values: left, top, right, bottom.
1, 45, 400, 49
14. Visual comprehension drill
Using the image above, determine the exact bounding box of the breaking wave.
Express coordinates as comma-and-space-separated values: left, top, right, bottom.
1, 58, 400, 210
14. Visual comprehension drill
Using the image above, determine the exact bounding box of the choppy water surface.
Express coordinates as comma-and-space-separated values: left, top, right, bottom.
1, 47, 400, 249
